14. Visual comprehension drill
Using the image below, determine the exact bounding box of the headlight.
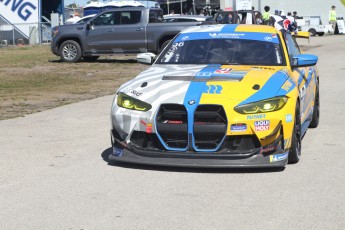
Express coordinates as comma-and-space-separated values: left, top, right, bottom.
116, 92, 151, 111
234, 96, 288, 114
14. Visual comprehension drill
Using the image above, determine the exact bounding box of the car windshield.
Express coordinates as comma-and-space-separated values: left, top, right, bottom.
157, 38, 284, 66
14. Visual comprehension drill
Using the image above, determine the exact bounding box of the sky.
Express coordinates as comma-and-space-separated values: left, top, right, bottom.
65, 0, 89, 7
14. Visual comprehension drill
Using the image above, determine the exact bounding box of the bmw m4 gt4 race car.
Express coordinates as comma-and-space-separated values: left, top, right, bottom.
110, 24, 319, 168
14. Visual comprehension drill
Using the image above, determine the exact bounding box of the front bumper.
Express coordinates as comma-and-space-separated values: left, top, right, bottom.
51, 39, 59, 56
109, 142, 289, 169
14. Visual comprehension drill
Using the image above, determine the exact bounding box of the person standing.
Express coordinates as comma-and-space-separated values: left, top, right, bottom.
329, 5, 337, 34
262, 6, 270, 25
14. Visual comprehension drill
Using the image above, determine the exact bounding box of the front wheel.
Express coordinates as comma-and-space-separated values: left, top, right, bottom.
59, 40, 82, 63
289, 102, 302, 164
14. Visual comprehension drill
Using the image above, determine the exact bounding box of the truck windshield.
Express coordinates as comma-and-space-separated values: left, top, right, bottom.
156, 39, 284, 66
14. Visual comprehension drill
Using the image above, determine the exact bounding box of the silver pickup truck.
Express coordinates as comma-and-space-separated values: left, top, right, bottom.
51, 7, 203, 62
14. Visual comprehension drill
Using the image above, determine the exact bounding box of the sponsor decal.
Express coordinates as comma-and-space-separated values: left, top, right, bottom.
194, 121, 207, 125
196, 72, 213, 77
247, 114, 266, 120
118, 108, 143, 117
181, 36, 189, 40
203, 85, 222, 94
261, 146, 277, 154
209, 33, 245, 38
281, 80, 293, 92
270, 152, 289, 162
254, 120, 270, 131
188, 100, 195, 105
214, 68, 232, 74
130, 90, 142, 97
230, 123, 247, 132
286, 114, 293, 123
264, 36, 272, 41
163, 120, 183, 124
113, 147, 123, 156
272, 34, 277, 38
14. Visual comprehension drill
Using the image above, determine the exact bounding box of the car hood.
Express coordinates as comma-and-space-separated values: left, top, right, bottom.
117, 64, 292, 106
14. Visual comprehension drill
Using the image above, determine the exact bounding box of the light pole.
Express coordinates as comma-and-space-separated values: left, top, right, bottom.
180, 0, 183, 14
192, 0, 196, 14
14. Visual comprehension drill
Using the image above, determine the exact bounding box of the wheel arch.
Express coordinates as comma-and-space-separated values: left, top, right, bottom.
57, 37, 83, 55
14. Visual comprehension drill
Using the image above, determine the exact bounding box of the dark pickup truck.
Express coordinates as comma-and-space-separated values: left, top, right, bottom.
51, 7, 202, 62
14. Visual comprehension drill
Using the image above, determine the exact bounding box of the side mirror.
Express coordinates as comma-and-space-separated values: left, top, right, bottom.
291, 54, 318, 67
137, 53, 156, 65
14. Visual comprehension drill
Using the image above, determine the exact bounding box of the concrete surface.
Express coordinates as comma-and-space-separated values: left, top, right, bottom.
1, 35, 345, 230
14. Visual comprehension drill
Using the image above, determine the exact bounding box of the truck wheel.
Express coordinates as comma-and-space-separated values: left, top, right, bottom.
60, 40, 82, 63
160, 40, 171, 53
83, 56, 100, 62
317, 32, 324, 36
288, 102, 302, 164
308, 28, 317, 36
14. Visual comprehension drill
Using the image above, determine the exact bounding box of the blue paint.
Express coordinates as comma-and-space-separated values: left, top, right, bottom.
175, 25, 279, 44
238, 71, 289, 106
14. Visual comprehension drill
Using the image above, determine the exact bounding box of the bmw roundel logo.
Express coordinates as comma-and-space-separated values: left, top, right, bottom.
188, 100, 195, 105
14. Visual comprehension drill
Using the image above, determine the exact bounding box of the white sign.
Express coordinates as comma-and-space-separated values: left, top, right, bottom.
236, 0, 252, 10
0, 0, 39, 38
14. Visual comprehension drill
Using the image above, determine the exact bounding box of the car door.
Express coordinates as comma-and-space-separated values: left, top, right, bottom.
285, 33, 316, 128
85, 10, 146, 53
110, 10, 146, 53
85, 11, 117, 53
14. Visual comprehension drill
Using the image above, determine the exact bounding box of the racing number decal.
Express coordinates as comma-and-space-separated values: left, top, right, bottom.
203, 85, 222, 94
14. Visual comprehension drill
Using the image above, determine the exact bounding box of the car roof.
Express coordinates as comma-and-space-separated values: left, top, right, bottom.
181, 24, 279, 34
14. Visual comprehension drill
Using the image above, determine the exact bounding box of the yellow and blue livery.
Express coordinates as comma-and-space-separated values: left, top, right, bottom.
110, 24, 319, 168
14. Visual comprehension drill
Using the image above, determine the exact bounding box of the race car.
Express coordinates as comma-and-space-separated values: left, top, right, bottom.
109, 24, 319, 168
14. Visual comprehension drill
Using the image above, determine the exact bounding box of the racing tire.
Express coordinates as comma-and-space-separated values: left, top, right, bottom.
159, 40, 171, 53
83, 56, 100, 62
288, 102, 302, 164
309, 85, 320, 128
59, 40, 82, 63
308, 28, 317, 36
317, 32, 324, 36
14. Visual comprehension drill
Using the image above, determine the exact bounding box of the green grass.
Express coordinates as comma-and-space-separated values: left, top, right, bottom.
0, 45, 148, 120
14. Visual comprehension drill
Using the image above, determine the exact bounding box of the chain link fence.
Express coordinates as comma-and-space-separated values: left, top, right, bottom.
0, 20, 51, 46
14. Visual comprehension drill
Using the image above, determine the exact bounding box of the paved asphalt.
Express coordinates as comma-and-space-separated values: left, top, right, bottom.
1, 35, 345, 230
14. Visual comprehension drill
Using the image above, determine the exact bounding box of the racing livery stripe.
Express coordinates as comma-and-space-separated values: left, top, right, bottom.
238, 71, 289, 106
175, 25, 279, 44
183, 65, 223, 134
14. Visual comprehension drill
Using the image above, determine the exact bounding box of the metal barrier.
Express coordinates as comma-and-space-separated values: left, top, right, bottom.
0, 21, 52, 46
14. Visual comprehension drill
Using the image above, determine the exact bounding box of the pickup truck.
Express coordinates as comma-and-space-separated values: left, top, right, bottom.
51, 7, 202, 62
